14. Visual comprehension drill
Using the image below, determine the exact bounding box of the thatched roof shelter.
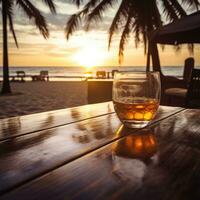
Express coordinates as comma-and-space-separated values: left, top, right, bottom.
151, 11, 200, 45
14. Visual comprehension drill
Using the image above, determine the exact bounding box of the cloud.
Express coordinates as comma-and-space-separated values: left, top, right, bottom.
1, 0, 114, 37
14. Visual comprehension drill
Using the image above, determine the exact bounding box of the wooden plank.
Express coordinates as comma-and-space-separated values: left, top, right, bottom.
0, 102, 114, 141
1, 108, 200, 200
0, 106, 183, 195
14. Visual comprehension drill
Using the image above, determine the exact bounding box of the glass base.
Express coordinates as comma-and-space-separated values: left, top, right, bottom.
122, 120, 150, 128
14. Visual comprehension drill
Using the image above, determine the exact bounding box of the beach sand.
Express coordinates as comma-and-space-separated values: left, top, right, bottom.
0, 81, 88, 119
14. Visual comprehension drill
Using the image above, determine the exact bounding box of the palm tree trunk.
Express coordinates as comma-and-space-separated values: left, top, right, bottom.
150, 41, 163, 76
146, 42, 151, 72
1, 0, 11, 94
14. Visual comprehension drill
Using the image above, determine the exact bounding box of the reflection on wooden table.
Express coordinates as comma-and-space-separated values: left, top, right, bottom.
113, 126, 157, 160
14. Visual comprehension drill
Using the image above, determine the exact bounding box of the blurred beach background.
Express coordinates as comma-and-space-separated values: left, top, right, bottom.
0, 65, 199, 119
0, 66, 193, 80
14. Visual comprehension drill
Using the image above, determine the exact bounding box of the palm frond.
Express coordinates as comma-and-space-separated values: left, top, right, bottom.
17, 0, 49, 38
65, 0, 103, 40
161, 0, 179, 21
108, 0, 130, 49
65, 12, 83, 40
152, 0, 163, 28
42, 0, 56, 14
133, 22, 141, 49
118, 8, 134, 64
82, 0, 102, 12
85, 0, 117, 30
8, 13, 19, 48
72, 0, 84, 8
181, 0, 200, 10
4, 0, 19, 47
168, 0, 187, 17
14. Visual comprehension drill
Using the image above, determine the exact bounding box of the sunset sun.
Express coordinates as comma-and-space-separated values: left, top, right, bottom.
74, 47, 104, 68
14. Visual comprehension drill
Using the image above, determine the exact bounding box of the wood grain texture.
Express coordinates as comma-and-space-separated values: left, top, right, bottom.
0, 106, 182, 195
0, 102, 114, 141
1, 109, 200, 200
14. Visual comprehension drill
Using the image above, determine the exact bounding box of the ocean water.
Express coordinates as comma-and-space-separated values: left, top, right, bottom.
0, 66, 197, 81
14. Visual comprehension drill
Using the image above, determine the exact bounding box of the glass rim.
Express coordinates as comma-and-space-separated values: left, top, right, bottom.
114, 71, 160, 74
114, 71, 160, 79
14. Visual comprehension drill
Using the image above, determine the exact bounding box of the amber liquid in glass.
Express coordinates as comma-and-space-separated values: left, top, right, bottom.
113, 98, 159, 122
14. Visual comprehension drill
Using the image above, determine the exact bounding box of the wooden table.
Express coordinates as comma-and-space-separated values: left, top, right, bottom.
0, 102, 200, 200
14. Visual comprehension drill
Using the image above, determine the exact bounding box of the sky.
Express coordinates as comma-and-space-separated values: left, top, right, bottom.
0, 0, 200, 67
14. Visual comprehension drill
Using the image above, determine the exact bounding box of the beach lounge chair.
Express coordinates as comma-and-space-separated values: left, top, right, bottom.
32, 71, 49, 81
165, 68, 200, 108
96, 71, 106, 79
39, 71, 49, 81
163, 58, 194, 105
11, 71, 26, 82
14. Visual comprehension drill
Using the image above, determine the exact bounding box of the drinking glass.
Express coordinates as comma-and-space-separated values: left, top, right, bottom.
113, 71, 161, 128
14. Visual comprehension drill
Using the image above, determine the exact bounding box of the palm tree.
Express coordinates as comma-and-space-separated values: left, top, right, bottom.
1, 0, 56, 94
65, 0, 199, 74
